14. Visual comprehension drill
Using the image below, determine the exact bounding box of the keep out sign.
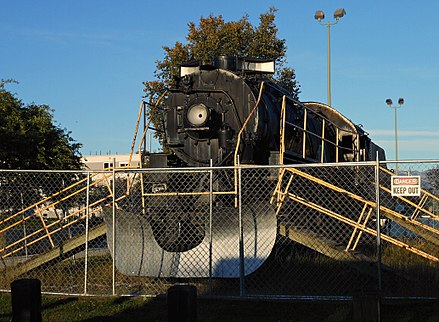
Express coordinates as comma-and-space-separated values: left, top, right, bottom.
391, 176, 421, 197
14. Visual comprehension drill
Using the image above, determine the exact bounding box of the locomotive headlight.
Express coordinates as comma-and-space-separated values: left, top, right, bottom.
186, 103, 209, 127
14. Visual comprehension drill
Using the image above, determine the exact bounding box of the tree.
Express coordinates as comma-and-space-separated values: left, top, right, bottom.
143, 8, 300, 147
424, 166, 439, 215
425, 166, 439, 193
0, 80, 82, 170
0, 80, 84, 219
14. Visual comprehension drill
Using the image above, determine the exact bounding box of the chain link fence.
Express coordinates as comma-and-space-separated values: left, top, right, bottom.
1, 160, 438, 298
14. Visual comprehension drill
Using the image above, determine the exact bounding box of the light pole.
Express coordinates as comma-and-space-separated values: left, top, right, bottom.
385, 98, 404, 174
314, 8, 346, 106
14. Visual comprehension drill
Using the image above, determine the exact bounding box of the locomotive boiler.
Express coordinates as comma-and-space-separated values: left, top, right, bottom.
104, 56, 385, 279
164, 56, 385, 167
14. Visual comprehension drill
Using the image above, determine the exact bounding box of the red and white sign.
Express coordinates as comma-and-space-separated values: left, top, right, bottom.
391, 176, 421, 197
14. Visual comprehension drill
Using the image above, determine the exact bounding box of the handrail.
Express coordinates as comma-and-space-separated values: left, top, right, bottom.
0, 172, 113, 230
279, 95, 360, 164
279, 96, 287, 165
0, 194, 117, 258
128, 101, 146, 166
136, 91, 168, 165
1, 95, 173, 261
233, 82, 265, 207
272, 166, 439, 262
233, 82, 265, 167
284, 189, 438, 262
379, 166, 439, 220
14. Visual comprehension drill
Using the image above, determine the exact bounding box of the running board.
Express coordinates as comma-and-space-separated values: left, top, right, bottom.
3, 224, 107, 281
278, 223, 378, 278
380, 207, 439, 247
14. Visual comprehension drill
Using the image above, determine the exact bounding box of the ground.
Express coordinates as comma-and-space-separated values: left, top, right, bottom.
0, 293, 438, 321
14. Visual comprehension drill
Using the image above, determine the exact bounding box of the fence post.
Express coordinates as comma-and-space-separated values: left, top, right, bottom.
375, 152, 382, 294
83, 172, 90, 295
112, 159, 116, 296
238, 157, 245, 296
354, 152, 383, 322
208, 159, 213, 294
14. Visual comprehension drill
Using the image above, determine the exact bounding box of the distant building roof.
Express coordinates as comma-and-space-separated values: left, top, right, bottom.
81, 153, 141, 171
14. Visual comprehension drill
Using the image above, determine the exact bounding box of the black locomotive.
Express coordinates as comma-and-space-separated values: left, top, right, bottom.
105, 57, 386, 279
163, 56, 385, 167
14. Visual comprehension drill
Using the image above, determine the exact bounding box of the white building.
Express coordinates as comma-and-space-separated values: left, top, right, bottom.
81, 153, 141, 171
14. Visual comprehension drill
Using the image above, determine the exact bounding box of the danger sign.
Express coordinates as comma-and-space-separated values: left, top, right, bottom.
391, 176, 421, 197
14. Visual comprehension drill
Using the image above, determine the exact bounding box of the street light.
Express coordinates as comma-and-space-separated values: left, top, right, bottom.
386, 98, 404, 174
314, 8, 346, 106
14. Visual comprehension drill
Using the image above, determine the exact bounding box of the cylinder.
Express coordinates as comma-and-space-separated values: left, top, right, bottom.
167, 285, 197, 322
11, 278, 42, 322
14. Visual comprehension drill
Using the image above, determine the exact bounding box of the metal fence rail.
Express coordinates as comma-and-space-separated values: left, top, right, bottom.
1, 160, 438, 298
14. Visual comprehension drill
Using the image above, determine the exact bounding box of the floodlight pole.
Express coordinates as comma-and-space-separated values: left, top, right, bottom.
315, 9, 346, 106
394, 105, 398, 173
386, 98, 404, 174
326, 21, 333, 106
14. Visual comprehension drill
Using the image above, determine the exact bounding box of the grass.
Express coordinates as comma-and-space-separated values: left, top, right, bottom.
0, 293, 438, 322
2, 219, 438, 320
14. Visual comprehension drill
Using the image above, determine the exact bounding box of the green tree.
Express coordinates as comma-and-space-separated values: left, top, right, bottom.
0, 80, 84, 219
0, 80, 82, 170
425, 166, 439, 193
143, 8, 300, 146
424, 166, 439, 216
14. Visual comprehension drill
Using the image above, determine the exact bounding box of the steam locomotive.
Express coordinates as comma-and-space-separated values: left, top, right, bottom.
163, 56, 385, 167
105, 56, 385, 278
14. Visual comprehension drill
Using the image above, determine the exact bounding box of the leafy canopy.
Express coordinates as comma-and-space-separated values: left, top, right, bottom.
143, 8, 300, 145
0, 80, 82, 170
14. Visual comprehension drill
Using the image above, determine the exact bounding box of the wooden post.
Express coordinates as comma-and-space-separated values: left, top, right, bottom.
11, 278, 42, 322
167, 285, 197, 322
353, 291, 380, 322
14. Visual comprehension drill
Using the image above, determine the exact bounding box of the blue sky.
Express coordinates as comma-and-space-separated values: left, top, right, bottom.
2, 0, 439, 160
